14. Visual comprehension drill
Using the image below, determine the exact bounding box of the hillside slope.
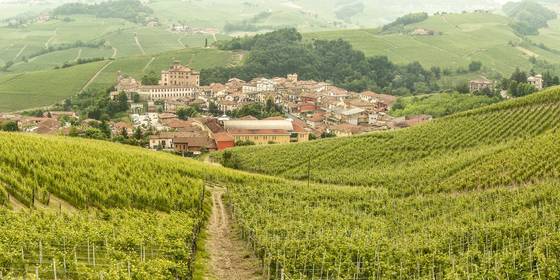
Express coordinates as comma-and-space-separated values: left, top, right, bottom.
210, 87, 560, 279
3, 92, 560, 278
0, 48, 236, 112
215, 87, 560, 187
305, 12, 560, 74
0, 132, 270, 278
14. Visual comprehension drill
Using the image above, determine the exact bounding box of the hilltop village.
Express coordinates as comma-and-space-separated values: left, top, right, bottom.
2, 61, 428, 156
1, 60, 551, 156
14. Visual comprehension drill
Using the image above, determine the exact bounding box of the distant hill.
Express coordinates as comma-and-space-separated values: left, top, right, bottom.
145, 0, 512, 33
504, 0, 557, 35
305, 11, 560, 76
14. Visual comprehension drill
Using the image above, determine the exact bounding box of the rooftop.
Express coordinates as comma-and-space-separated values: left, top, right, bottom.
224, 119, 294, 131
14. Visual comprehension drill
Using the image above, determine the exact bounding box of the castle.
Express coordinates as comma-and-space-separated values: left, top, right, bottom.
160, 61, 200, 87
111, 61, 201, 101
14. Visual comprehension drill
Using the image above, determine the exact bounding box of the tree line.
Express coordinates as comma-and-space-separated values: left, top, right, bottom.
205, 28, 450, 95
504, 1, 557, 36
52, 0, 153, 24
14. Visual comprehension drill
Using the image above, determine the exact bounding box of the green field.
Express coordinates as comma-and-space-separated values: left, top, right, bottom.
0, 47, 236, 112
0, 61, 107, 112
0, 15, 232, 74
3, 86, 560, 278
204, 88, 560, 278
88, 48, 238, 91
389, 92, 501, 117
305, 12, 560, 75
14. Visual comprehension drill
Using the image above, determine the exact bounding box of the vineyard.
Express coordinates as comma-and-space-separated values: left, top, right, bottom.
213, 87, 560, 279
0, 132, 259, 279
2, 87, 560, 279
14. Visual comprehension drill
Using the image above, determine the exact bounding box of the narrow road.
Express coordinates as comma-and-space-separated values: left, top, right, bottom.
135, 35, 146, 55
111, 46, 118, 58
177, 37, 186, 48
45, 28, 58, 49
142, 57, 156, 73
205, 188, 262, 280
73, 48, 82, 61
79, 60, 114, 94
14, 44, 28, 60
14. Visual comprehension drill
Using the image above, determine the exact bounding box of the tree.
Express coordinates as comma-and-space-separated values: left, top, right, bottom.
511, 68, 528, 84
1, 121, 18, 132
321, 131, 336, 138
131, 92, 141, 103
133, 127, 143, 140
208, 102, 221, 116
63, 99, 72, 111
116, 91, 129, 112
121, 127, 129, 139
177, 107, 189, 120
468, 61, 482, 72
455, 82, 470, 94
99, 120, 112, 138
177, 106, 199, 120
141, 71, 159, 85
430, 66, 441, 79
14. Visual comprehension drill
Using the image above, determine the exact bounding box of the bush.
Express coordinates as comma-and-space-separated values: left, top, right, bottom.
469, 61, 482, 72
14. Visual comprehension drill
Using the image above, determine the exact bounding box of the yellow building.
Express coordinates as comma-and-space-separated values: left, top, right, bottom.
224, 119, 309, 145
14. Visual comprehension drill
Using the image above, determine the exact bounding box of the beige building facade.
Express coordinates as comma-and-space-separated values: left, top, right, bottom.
160, 61, 200, 87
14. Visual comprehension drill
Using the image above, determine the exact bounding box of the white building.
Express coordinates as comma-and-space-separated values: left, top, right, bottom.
138, 86, 199, 101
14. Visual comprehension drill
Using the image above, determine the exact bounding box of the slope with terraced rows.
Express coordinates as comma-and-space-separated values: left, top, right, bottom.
3, 88, 560, 278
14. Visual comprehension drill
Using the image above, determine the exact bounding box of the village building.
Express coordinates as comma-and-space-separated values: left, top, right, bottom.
112, 122, 133, 136
469, 79, 494, 93
223, 119, 309, 145
330, 124, 367, 137
213, 132, 236, 150
137, 86, 198, 101
148, 131, 215, 154
528, 74, 543, 90
329, 107, 366, 126
111, 62, 201, 102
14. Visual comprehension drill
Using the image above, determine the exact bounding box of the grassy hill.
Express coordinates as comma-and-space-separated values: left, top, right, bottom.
146, 0, 510, 32
205, 87, 560, 278
214, 87, 560, 187
3, 87, 560, 278
0, 48, 237, 112
0, 15, 228, 73
0, 60, 107, 112
0, 131, 251, 278
305, 12, 560, 75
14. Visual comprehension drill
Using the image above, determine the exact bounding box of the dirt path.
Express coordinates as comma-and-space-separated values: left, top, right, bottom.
14, 44, 28, 60
73, 48, 82, 61
45, 29, 58, 49
205, 188, 262, 280
8, 194, 27, 211
142, 57, 156, 73
177, 37, 186, 48
79, 60, 114, 94
516, 46, 539, 58
134, 35, 146, 55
